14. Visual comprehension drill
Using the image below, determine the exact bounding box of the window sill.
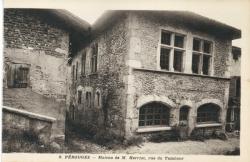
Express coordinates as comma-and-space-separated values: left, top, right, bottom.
136, 126, 172, 133
196, 123, 222, 128
132, 68, 230, 80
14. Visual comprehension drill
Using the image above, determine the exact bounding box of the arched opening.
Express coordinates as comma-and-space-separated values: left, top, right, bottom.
179, 106, 189, 126
96, 91, 101, 107
197, 103, 220, 123
139, 102, 170, 127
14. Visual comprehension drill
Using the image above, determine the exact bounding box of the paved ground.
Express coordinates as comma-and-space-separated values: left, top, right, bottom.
113, 138, 239, 155
65, 136, 240, 155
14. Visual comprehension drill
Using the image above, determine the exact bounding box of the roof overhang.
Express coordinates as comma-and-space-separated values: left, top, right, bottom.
92, 10, 241, 40
4, 8, 91, 37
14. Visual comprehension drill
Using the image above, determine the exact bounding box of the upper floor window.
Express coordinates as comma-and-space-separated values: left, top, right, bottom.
86, 92, 92, 108
230, 76, 241, 98
192, 38, 212, 75
78, 90, 82, 104
91, 44, 98, 73
160, 30, 185, 72
96, 91, 101, 107
7, 63, 29, 88
76, 62, 78, 80
95, 90, 102, 108
72, 65, 75, 82
81, 51, 86, 75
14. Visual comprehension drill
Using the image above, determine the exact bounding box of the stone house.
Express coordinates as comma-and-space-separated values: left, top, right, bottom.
3, 9, 90, 142
68, 11, 241, 139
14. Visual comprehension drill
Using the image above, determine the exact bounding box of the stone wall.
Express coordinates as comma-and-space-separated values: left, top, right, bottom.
126, 12, 232, 78
124, 12, 232, 137
125, 69, 229, 136
4, 9, 69, 101
67, 14, 129, 138
66, 11, 233, 139
2, 106, 56, 152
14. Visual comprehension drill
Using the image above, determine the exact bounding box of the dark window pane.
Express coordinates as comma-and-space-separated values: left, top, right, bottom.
236, 77, 241, 97
78, 91, 82, 104
161, 120, 167, 125
146, 120, 153, 126
82, 52, 86, 75
193, 39, 201, 51
72, 65, 75, 81
160, 48, 170, 70
138, 102, 170, 127
197, 104, 220, 123
147, 115, 153, 120
203, 41, 211, 53
174, 35, 184, 48
147, 107, 153, 113
161, 31, 171, 45
202, 55, 210, 75
139, 121, 145, 126
173, 50, 183, 72
180, 107, 189, 121
162, 108, 167, 113
12, 65, 29, 88
155, 114, 160, 119
154, 120, 160, 125
76, 62, 78, 80
140, 108, 145, 114
162, 114, 167, 119
192, 54, 200, 74
139, 115, 145, 120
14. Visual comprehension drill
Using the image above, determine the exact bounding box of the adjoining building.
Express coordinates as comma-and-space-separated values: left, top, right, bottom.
67, 11, 241, 139
226, 46, 241, 132
3, 9, 90, 143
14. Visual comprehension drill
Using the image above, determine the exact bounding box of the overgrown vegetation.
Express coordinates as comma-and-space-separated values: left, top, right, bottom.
2, 129, 62, 153
124, 136, 144, 147
225, 147, 240, 155
148, 131, 179, 143
65, 119, 125, 149
190, 129, 228, 142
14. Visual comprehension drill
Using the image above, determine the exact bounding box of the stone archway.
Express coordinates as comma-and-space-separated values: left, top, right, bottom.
138, 102, 171, 127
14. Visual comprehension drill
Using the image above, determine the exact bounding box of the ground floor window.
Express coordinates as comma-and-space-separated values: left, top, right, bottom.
7, 63, 29, 88
197, 103, 220, 123
179, 106, 189, 126
139, 102, 170, 127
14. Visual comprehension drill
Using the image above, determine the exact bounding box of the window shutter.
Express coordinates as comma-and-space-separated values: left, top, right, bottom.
229, 77, 237, 97
7, 64, 14, 88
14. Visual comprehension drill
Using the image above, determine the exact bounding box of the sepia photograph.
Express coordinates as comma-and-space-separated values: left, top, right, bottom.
1, 0, 250, 161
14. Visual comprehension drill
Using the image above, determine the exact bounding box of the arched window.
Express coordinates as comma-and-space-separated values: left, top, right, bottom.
78, 90, 82, 104
179, 106, 189, 126
197, 103, 220, 123
139, 102, 170, 127
86, 92, 92, 108
96, 91, 101, 107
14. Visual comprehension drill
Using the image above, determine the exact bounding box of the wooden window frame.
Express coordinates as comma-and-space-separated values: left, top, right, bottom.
72, 65, 75, 82
139, 102, 170, 127
81, 50, 86, 75
86, 92, 92, 108
76, 62, 78, 80
160, 30, 186, 72
197, 104, 220, 124
78, 90, 82, 104
192, 38, 213, 75
7, 63, 30, 88
179, 106, 189, 121
91, 44, 98, 73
